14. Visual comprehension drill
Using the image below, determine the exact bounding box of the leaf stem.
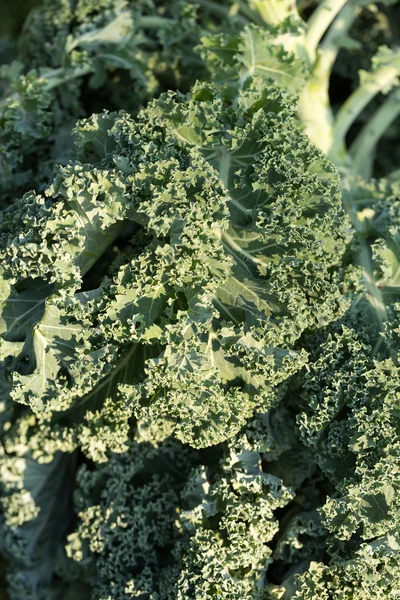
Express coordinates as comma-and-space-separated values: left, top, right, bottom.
222, 231, 268, 269
330, 62, 400, 165
305, 0, 348, 58
247, 0, 299, 26
43, 64, 93, 91
318, 0, 361, 68
298, 1, 361, 152
350, 88, 400, 179
138, 16, 175, 28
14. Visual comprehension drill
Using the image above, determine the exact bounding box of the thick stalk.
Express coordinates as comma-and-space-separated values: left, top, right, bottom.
299, 1, 359, 153
350, 89, 400, 179
298, 53, 334, 153
329, 64, 400, 165
318, 0, 361, 69
305, 0, 348, 58
247, 0, 299, 26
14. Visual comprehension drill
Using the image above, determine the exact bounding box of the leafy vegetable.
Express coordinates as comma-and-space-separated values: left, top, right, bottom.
0, 1, 400, 599
0, 0, 206, 206
0, 79, 348, 448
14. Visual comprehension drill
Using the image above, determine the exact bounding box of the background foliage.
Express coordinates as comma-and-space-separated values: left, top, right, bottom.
0, 1, 400, 599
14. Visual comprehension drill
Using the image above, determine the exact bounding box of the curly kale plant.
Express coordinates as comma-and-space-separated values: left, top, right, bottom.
0, 1, 400, 599
0, 0, 207, 205
0, 79, 349, 450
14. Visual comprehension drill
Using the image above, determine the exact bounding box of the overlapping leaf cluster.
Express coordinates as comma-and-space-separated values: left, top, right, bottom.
0, 0, 209, 206
0, 1, 400, 599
